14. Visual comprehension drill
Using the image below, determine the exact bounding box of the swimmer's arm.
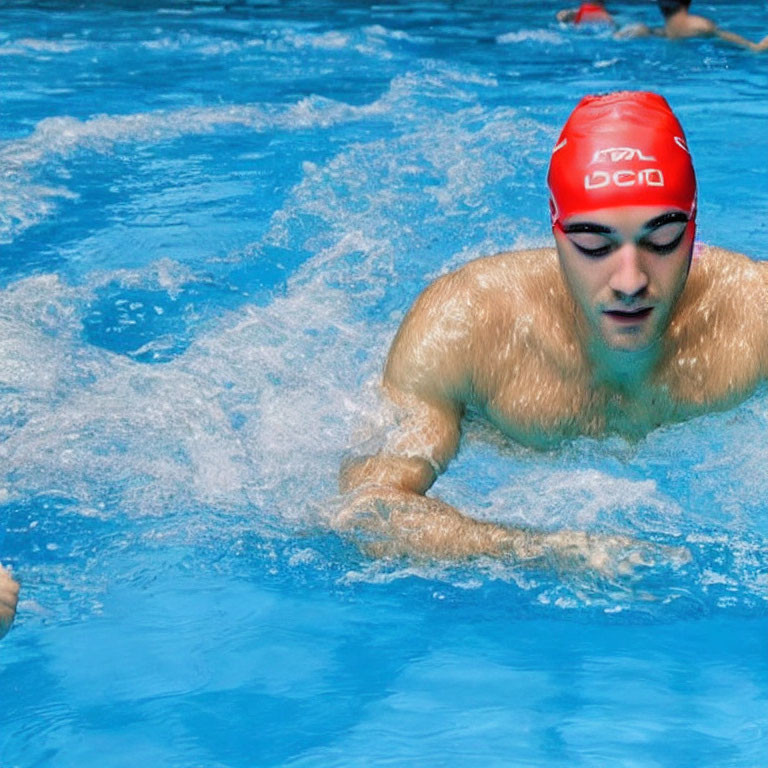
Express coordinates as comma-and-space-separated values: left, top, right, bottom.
760, 261, 768, 378
340, 389, 459, 496
337, 384, 529, 560
340, 271, 469, 497
0, 565, 19, 640
614, 23, 657, 39
679, 14, 764, 50
337, 270, 524, 558
712, 26, 767, 52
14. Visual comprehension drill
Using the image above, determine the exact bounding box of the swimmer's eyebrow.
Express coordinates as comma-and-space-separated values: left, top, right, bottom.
561, 212, 689, 236
561, 222, 613, 235
641, 211, 689, 231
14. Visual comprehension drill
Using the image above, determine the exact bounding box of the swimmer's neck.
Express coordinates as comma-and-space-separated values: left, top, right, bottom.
587, 339, 662, 392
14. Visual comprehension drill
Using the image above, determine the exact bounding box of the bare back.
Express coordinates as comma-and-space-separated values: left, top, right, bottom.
664, 11, 716, 38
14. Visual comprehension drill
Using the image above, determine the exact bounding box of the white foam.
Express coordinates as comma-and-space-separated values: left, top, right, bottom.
474, 469, 682, 534
496, 30, 566, 45
0, 96, 389, 244
0, 38, 87, 55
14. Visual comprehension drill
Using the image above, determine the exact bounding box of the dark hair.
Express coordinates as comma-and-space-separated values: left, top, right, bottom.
657, 0, 691, 18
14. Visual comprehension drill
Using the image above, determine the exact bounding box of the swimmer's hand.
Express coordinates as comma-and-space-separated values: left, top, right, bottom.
334, 488, 690, 576
515, 528, 691, 578
0, 565, 20, 640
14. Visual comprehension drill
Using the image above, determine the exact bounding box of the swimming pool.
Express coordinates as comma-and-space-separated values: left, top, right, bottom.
1, 0, 767, 764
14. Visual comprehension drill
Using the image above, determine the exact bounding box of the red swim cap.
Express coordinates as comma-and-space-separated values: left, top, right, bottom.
547, 91, 696, 224
574, 3, 613, 24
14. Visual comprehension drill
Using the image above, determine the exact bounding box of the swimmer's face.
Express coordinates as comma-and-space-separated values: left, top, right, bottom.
553, 206, 694, 352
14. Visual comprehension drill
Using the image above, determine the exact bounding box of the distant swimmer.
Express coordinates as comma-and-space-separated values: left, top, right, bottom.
336, 91, 767, 570
0, 565, 19, 640
557, 1, 615, 26
626, 0, 768, 51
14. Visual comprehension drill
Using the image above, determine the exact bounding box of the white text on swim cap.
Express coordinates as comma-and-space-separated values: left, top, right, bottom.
584, 169, 665, 190
590, 147, 657, 164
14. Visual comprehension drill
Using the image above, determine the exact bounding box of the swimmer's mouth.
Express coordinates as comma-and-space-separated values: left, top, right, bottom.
603, 307, 653, 323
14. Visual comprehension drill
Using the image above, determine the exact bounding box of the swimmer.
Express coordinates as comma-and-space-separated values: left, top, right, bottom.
336, 91, 767, 570
626, 0, 768, 51
557, 0, 615, 26
0, 565, 19, 640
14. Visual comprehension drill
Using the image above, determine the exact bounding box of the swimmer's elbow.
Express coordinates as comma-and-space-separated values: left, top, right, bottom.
339, 454, 437, 495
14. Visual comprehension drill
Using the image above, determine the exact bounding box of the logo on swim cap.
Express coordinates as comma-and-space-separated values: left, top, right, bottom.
590, 147, 656, 163
584, 168, 664, 190
547, 91, 697, 224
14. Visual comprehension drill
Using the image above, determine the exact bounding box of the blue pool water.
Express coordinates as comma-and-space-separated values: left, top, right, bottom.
1, 1, 767, 765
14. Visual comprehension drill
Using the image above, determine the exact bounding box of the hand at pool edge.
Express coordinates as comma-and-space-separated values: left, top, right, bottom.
0, 565, 20, 640
333, 487, 691, 577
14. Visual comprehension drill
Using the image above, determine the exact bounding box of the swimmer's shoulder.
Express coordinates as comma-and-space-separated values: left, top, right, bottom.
666, 13, 715, 37
405, 248, 559, 311
666, 245, 768, 401
456, 248, 566, 318
385, 248, 563, 391
451, 247, 561, 298
689, 244, 767, 288
686, 13, 717, 34
435, 248, 576, 359
674, 244, 767, 345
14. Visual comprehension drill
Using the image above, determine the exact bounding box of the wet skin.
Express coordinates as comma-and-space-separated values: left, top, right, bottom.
0, 566, 19, 640
555, 206, 692, 358
336, 205, 768, 565
625, 8, 768, 51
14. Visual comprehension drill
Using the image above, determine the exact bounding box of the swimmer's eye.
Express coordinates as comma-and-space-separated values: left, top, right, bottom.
566, 232, 614, 258
638, 222, 688, 254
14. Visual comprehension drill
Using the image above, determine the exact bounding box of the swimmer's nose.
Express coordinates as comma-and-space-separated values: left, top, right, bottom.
608, 243, 649, 299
